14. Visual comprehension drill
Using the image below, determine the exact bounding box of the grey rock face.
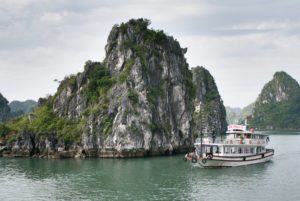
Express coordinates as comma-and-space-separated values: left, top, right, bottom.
255, 71, 300, 106
250, 71, 300, 130
191, 67, 227, 137
82, 20, 195, 156
53, 74, 88, 119
0, 93, 10, 122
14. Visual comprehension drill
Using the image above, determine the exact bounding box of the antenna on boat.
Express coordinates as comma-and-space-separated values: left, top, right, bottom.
199, 102, 204, 157
244, 118, 248, 130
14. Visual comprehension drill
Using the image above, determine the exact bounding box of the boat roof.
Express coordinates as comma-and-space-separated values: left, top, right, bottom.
194, 142, 267, 146
226, 124, 269, 136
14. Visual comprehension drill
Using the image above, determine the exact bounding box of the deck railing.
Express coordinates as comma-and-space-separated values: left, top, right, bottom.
224, 139, 266, 145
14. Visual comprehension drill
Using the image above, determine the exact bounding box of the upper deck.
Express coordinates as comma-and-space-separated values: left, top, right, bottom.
195, 124, 269, 146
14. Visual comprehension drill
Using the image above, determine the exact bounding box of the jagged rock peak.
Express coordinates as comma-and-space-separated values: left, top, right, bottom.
105, 18, 188, 75
257, 71, 300, 104
250, 71, 300, 130
191, 66, 227, 136
191, 66, 220, 103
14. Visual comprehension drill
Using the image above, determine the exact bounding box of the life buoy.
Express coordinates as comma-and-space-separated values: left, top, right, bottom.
207, 154, 213, 160
192, 157, 197, 163
202, 159, 207, 164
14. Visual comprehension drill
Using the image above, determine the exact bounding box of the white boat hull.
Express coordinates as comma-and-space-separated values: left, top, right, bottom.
197, 150, 274, 167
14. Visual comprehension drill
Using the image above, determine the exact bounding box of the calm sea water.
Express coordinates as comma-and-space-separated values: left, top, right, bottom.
1, 133, 300, 201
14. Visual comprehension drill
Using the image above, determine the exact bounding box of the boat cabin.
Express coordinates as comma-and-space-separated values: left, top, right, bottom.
194, 124, 270, 158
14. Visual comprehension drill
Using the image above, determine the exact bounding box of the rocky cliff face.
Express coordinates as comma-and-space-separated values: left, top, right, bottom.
0, 19, 227, 158
0, 93, 10, 122
191, 67, 226, 137
250, 71, 300, 129
255, 71, 300, 105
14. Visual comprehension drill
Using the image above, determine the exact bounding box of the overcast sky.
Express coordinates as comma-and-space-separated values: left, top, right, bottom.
1, 0, 300, 108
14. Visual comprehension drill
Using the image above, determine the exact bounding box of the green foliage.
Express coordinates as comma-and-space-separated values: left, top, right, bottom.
250, 71, 300, 129
6, 116, 30, 133
120, 18, 151, 35
118, 59, 135, 83
146, 88, 157, 110
146, 83, 165, 110
144, 29, 167, 45
205, 90, 219, 102
120, 41, 147, 68
0, 123, 10, 137
185, 72, 196, 99
127, 89, 139, 105
147, 122, 162, 133
6, 105, 82, 144
84, 62, 115, 103
163, 121, 172, 138
119, 18, 168, 70
133, 45, 147, 68
102, 116, 113, 138
82, 102, 107, 117
127, 122, 140, 135
56, 74, 78, 96
250, 96, 300, 129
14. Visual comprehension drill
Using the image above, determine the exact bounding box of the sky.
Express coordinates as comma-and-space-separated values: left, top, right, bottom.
0, 0, 300, 108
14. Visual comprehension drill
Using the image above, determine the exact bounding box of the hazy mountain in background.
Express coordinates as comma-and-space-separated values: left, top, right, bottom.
226, 103, 254, 124
9, 100, 37, 118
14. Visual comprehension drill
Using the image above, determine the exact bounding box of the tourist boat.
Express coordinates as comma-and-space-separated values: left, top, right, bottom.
184, 124, 274, 167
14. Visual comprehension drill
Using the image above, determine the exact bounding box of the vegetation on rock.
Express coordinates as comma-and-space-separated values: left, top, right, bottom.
250, 71, 300, 130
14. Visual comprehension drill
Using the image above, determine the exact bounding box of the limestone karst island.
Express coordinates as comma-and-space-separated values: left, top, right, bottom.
0, 19, 227, 158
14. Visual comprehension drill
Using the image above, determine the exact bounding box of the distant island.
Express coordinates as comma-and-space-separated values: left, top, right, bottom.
227, 71, 300, 130
249, 71, 300, 130
0, 18, 226, 158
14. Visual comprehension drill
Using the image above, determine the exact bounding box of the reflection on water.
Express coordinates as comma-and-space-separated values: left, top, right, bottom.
0, 134, 300, 201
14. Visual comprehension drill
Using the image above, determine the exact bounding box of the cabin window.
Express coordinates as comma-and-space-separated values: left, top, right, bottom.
224, 147, 229, 153
238, 147, 242, 153
231, 147, 236, 153
205, 147, 211, 153
257, 147, 261, 153
250, 148, 254, 153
